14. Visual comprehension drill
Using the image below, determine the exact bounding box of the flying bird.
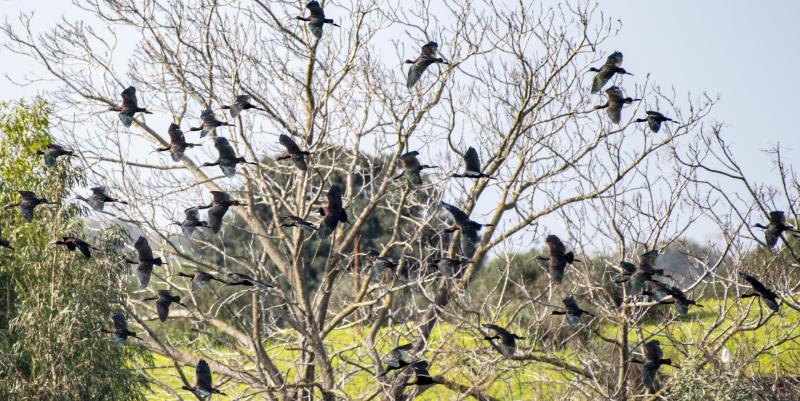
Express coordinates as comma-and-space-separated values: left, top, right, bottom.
225, 271, 274, 291
646, 281, 702, 315
295, 1, 340, 39
201, 137, 257, 177
182, 359, 226, 398
617, 250, 671, 295
124, 236, 164, 288
404, 361, 442, 389
753, 211, 799, 249
197, 191, 246, 233
100, 312, 138, 347
451, 147, 495, 179
143, 290, 185, 322
635, 111, 675, 133
190, 109, 234, 138
276, 134, 312, 171
738, 272, 780, 312
75, 187, 127, 211
279, 215, 317, 231
380, 343, 414, 376
405, 42, 450, 89
154, 123, 200, 162
7, 191, 56, 222
429, 257, 470, 279
589, 51, 632, 94
394, 151, 437, 187
536, 235, 577, 284
35, 144, 74, 167
317, 185, 349, 238
50, 236, 98, 259
482, 323, 524, 359
441, 202, 493, 259
107, 86, 152, 128
176, 207, 210, 237
551, 296, 594, 326
221, 95, 264, 118
595, 86, 640, 124
635, 340, 677, 393
176, 270, 227, 292
0, 227, 12, 250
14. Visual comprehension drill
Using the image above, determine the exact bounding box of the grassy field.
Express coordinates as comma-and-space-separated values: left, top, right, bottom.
139, 297, 800, 400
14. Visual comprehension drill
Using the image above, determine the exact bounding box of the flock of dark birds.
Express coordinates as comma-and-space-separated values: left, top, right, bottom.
2, 1, 799, 398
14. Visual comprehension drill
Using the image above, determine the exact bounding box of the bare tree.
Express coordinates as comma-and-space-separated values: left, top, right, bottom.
7, 1, 794, 400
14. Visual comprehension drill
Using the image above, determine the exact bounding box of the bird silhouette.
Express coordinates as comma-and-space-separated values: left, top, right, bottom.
276, 134, 312, 171
594, 86, 640, 124
482, 323, 524, 358
536, 235, 577, 284
142, 290, 185, 322
405, 42, 449, 88
107, 86, 152, 128
589, 51, 632, 94
154, 123, 200, 162
221, 95, 264, 118
753, 211, 798, 249
190, 109, 234, 138
551, 296, 594, 326
317, 185, 349, 238
635, 111, 674, 133
35, 143, 73, 167
7, 191, 57, 222
441, 202, 493, 259
181, 359, 226, 398
100, 312, 138, 347
197, 191, 246, 233
200, 137, 257, 177
739, 272, 780, 312
176, 270, 227, 292
295, 1, 340, 39
394, 151, 437, 187
124, 236, 163, 288
50, 236, 98, 259
75, 187, 127, 211
451, 147, 495, 179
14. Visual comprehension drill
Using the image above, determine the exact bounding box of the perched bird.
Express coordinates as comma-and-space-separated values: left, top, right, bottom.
0, 227, 12, 250
441, 202, 493, 259
100, 312, 138, 347
595, 86, 641, 124
394, 151, 437, 187
197, 191, 246, 233
221, 95, 264, 118
430, 257, 470, 278
7, 191, 56, 222
380, 343, 414, 376
154, 123, 200, 162
551, 296, 594, 326
50, 236, 98, 259
451, 147, 495, 179
295, 0, 340, 39
482, 323, 524, 359
177, 207, 209, 237
190, 109, 234, 138
225, 271, 274, 291
279, 215, 317, 231
35, 144, 73, 167
636, 340, 677, 392
405, 42, 449, 88
536, 235, 577, 284
75, 187, 128, 211
618, 250, 671, 295
176, 270, 227, 292
125, 236, 164, 288
635, 111, 674, 133
404, 361, 442, 389
200, 137, 257, 177
753, 211, 798, 249
317, 185, 349, 238
107, 86, 152, 128
738, 272, 780, 312
276, 134, 312, 171
143, 290, 185, 322
182, 359, 226, 398
589, 51, 632, 94
646, 281, 702, 315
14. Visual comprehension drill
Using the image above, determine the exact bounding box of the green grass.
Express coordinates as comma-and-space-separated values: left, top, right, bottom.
139, 297, 800, 400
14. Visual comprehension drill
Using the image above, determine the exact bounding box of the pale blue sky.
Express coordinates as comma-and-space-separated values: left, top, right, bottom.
1, 1, 798, 244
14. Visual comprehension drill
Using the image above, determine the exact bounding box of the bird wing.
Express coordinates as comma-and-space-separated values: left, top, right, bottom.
155, 298, 170, 322
308, 23, 324, 39
292, 155, 308, 171
591, 69, 613, 94
120, 86, 138, 109
769, 211, 787, 225
563, 297, 578, 309
111, 312, 129, 331
168, 123, 185, 143
383, 343, 413, 366
279, 134, 303, 154
17, 191, 38, 201
644, 341, 662, 362
421, 42, 439, 58
545, 235, 567, 256
639, 250, 659, 269
134, 236, 154, 261
196, 360, 213, 390
306, 0, 325, 18
619, 261, 637, 273
407, 62, 431, 89
326, 187, 344, 210
208, 204, 229, 233
463, 146, 482, 173
606, 51, 623, 67
137, 264, 153, 287
441, 202, 469, 224
628, 271, 648, 294
185, 207, 200, 222
214, 137, 238, 160
210, 191, 230, 203
648, 118, 662, 133
75, 239, 92, 258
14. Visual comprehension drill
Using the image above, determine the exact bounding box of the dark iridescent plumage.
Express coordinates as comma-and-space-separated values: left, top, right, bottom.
200, 137, 256, 177
277, 134, 311, 171
595, 86, 640, 124
295, 1, 340, 39
482, 323, 523, 358
635, 111, 674, 133
739, 272, 780, 312
222, 95, 263, 118
405, 42, 449, 88
538, 235, 576, 284
143, 290, 185, 322
182, 359, 226, 397
125, 236, 164, 288
441, 202, 492, 259
317, 185, 349, 238
190, 109, 234, 138
109, 86, 153, 128
395, 151, 437, 187
753, 211, 798, 249
589, 51, 632, 93
155, 123, 199, 162
36, 144, 73, 167
197, 191, 246, 234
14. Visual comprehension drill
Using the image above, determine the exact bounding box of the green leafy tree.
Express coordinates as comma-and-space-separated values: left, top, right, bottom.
0, 99, 147, 401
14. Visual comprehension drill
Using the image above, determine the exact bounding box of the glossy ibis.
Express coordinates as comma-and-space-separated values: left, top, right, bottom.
552, 296, 594, 326
201, 137, 257, 177
50, 236, 97, 259
7, 191, 56, 222
646, 281, 702, 315
753, 210, 799, 249
143, 290, 185, 322
225, 271, 274, 291
482, 323, 523, 358
595, 86, 640, 124
441, 202, 493, 258
536, 235, 577, 284
100, 312, 138, 346
739, 272, 780, 312
635, 340, 677, 392
589, 51, 632, 94
635, 111, 674, 133
35, 144, 73, 167
380, 343, 414, 376
125, 236, 164, 288
279, 215, 317, 231
221, 95, 264, 118
182, 359, 226, 397
76, 187, 127, 211
176, 270, 227, 292
317, 185, 349, 238
197, 191, 246, 233
108, 86, 152, 128
617, 250, 671, 295
155, 123, 200, 162
276, 134, 312, 171
295, 1, 339, 39
190, 109, 234, 138
405, 42, 449, 88
451, 147, 494, 179
177, 207, 209, 237
394, 151, 437, 187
